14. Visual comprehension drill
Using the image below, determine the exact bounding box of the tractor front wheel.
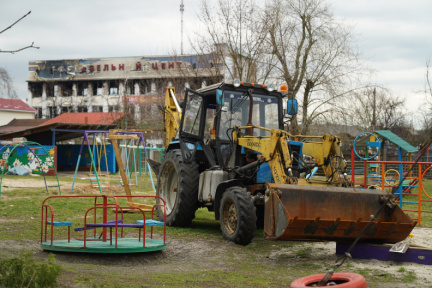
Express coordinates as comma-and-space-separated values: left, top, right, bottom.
220, 187, 256, 245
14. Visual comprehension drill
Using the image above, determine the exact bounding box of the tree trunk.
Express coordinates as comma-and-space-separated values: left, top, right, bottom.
300, 79, 314, 135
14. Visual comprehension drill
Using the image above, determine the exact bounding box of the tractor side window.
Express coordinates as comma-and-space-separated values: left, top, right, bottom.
263, 98, 279, 132
204, 107, 216, 143
182, 94, 203, 136
219, 92, 243, 140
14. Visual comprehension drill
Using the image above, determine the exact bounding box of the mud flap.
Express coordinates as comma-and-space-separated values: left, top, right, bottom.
147, 158, 161, 175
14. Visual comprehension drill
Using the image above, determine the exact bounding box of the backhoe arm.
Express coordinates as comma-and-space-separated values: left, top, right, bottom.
301, 134, 346, 179
235, 129, 296, 184
163, 87, 182, 149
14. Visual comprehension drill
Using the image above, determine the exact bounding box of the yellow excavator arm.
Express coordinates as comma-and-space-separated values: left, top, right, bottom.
163, 87, 182, 149
301, 134, 347, 180
235, 128, 295, 184
234, 128, 347, 185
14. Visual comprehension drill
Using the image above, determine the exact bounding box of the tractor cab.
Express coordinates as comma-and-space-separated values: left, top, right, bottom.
172, 81, 286, 171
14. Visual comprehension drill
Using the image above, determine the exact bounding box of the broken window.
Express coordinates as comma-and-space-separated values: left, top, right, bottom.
92, 106, 103, 112
47, 107, 55, 118
109, 81, 119, 95
63, 82, 73, 96
29, 83, 43, 97
77, 82, 88, 96
137, 79, 148, 94
45, 83, 56, 97
36, 108, 42, 118
91, 81, 104, 96
77, 106, 88, 113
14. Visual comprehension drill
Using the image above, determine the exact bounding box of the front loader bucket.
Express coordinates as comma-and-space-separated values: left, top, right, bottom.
264, 184, 416, 244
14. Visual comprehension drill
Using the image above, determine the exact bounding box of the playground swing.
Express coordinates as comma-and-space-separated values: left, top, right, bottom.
109, 130, 156, 212
118, 137, 139, 187
89, 133, 111, 189
71, 130, 111, 194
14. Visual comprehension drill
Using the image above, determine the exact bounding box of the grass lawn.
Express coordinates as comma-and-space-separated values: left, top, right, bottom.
0, 173, 431, 287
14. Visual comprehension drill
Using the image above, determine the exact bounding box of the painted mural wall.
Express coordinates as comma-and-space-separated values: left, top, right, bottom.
0, 145, 56, 175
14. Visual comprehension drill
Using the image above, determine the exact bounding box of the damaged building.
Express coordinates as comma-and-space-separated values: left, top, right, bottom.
28, 51, 233, 121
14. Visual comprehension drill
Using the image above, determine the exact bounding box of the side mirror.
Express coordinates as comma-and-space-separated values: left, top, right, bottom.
287, 99, 298, 115
216, 89, 224, 105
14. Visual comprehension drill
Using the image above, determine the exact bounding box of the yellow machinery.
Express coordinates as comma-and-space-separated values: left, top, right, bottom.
162, 87, 182, 149
153, 82, 416, 245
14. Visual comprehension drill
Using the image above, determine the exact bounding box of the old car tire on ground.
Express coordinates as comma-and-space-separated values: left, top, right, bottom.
290, 272, 367, 288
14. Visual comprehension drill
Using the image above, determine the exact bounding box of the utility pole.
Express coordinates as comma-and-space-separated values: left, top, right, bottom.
372, 87, 376, 132
180, 0, 184, 55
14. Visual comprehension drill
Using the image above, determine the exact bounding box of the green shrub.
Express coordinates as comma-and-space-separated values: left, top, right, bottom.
0, 250, 61, 288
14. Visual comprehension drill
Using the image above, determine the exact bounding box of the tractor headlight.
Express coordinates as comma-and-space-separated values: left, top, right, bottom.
266, 84, 275, 92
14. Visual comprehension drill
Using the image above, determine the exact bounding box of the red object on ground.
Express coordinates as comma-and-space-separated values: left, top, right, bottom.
290, 272, 367, 288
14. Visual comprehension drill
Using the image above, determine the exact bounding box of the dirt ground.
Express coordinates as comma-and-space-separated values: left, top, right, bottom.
1, 173, 432, 287
1, 228, 432, 287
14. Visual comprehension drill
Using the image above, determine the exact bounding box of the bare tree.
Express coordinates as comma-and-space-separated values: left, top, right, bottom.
0, 11, 39, 54
331, 86, 406, 131
416, 58, 432, 145
0, 11, 39, 99
265, 0, 368, 134
425, 58, 432, 107
0, 68, 18, 99
195, 0, 273, 82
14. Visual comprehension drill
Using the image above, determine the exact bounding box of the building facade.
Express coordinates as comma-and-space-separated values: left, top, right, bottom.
28, 53, 226, 120
0, 98, 36, 126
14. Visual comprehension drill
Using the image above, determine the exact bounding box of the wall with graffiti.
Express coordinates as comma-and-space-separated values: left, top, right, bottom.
0, 145, 56, 175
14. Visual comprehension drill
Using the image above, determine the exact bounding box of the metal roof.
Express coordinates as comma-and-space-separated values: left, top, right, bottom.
0, 113, 126, 144
375, 130, 418, 153
41, 112, 124, 126
0, 122, 119, 145
0, 98, 36, 112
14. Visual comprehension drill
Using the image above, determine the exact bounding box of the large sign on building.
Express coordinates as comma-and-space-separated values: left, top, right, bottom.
28, 55, 219, 81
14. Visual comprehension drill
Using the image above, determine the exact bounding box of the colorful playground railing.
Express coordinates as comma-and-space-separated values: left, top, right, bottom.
363, 160, 432, 225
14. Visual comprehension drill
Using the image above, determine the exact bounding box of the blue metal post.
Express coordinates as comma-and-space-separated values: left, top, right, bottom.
70, 134, 87, 193
398, 147, 403, 208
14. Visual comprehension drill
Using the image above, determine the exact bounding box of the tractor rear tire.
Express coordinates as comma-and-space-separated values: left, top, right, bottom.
220, 187, 256, 245
156, 149, 199, 227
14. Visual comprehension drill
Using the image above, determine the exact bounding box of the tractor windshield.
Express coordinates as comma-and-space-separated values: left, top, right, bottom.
219, 90, 279, 139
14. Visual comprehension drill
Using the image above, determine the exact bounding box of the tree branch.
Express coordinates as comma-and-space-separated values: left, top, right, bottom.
0, 42, 40, 54
0, 11, 31, 35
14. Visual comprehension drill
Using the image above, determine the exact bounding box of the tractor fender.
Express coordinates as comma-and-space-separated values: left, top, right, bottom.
166, 141, 181, 152
214, 179, 245, 220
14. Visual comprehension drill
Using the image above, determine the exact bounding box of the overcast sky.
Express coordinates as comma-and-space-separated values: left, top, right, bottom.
0, 0, 431, 124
